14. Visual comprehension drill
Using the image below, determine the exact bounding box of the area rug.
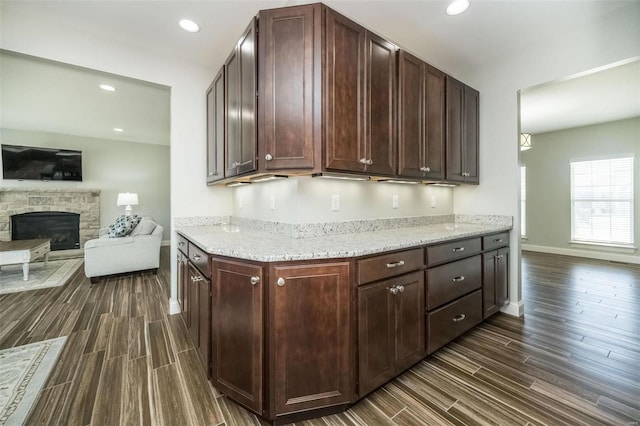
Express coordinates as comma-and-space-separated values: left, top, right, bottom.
0, 259, 82, 295
0, 336, 68, 425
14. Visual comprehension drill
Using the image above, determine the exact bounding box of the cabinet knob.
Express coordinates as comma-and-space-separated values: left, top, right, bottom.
192, 254, 201, 261
366, 159, 373, 165
397, 285, 405, 293
250, 276, 260, 285
232, 161, 241, 167
359, 158, 368, 165
453, 314, 466, 322
420, 166, 431, 172
265, 154, 273, 161
178, 242, 185, 247
389, 285, 400, 295
451, 276, 465, 283
277, 277, 285, 287
191, 275, 204, 283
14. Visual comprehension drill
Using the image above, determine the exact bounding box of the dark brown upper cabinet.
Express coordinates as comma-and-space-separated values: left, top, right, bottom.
258, 4, 322, 172
446, 76, 479, 184
206, 67, 225, 184
325, 8, 396, 176
225, 19, 258, 178
398, 51, 445, 180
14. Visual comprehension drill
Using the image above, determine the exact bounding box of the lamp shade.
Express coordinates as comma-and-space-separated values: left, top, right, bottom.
116, 192, 139, 206
520, 133, 532, 151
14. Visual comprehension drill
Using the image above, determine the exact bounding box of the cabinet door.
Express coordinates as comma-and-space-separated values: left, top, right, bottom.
259, 4, 321, 171
211, 259, 263, 413
398, 51, 424, 178
325, 9, 366, 173
423, 64, 445, 180
198, 277, 211, 378
225, 20, 257, 178
365, 31, 396, 176
463, 85, 479, 183
394, 272, 425, 372
358, 280, 395, 397
206, 67, 225, 184
177, 252, 186, 323
482, 250, 498, 318
496, 247, 509, 309
187, 263, 201, 348
445, 76, 464, 182
270, 262, 353, 415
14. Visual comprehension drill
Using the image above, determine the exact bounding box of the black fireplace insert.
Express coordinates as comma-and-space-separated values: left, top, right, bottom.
11, 211, 80, 251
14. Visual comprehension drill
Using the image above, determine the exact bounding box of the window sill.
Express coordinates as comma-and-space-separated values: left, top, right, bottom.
569, 240, 637, 253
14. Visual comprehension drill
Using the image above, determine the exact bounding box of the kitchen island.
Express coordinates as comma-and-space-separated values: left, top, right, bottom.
175, 215, 511, 424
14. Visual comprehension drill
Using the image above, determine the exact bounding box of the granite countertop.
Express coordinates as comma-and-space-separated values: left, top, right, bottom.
176, 221, 512, 262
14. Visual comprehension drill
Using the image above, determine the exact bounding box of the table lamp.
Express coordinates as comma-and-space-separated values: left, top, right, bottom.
116, 192, 139, 216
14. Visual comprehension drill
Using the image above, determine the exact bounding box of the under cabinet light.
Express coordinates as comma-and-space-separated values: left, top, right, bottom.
226, 182, 251, 187
378, 179, 420, 185
250, 175, 288, 183
312, 173, 370, 181
113, 128, 124, 132
178, 19, 200, 33
427, 183, 458, 187
99, 84, 116, 92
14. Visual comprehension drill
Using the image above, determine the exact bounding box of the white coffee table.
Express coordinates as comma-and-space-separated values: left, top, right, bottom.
0, 239, 51, 281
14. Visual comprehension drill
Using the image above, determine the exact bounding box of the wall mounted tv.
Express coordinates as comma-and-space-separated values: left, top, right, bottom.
1, 144, 83, 181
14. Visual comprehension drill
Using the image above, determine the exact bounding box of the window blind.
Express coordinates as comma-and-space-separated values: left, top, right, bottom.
570, 156, 634, 245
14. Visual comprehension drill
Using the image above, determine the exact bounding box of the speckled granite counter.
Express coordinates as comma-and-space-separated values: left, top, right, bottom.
176, 219, 512, 262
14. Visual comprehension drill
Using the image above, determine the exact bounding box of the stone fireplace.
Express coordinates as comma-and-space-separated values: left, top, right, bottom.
0, 188, 100, 249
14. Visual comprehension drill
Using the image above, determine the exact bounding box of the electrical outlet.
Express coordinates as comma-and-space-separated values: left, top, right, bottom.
269, 194, 275, 210
430, 195, 436, 208
331, 194, 340, 211
392, 194, 399, 209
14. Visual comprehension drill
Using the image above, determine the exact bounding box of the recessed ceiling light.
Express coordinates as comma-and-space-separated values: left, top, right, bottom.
178, 19, 200, 33
113, 128, 124, 132
99, 84, 116, 92
446, 0, 470, 16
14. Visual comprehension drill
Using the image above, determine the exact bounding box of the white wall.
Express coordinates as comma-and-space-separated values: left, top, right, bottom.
454, 3, 640, 315
521, 118, 639, 263
233, 177, 453, 223
0, 128, 171, 238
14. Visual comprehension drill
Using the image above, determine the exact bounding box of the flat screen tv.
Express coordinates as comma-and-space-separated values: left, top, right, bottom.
1, 144, 83, 181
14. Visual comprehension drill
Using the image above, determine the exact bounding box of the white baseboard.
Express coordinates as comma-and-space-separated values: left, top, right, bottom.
522, 244, 640, 264
501, 300, 524, 317
169, 299, 181, 315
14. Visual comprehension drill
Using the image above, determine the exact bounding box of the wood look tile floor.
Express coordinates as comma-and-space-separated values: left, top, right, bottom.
1, 249, 638, 425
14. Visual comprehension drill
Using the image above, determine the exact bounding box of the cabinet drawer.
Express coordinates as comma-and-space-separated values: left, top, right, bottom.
427, 255, 481, 310
482, 232, 509, 251
188, 243, 211, 278
358, 248, 424, 285
426, 237, 481, 266
427, 290, 482, 354
177, 234, 189, 255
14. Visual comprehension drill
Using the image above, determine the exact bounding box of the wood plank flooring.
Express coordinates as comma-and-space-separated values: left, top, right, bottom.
0, 249, 638, 425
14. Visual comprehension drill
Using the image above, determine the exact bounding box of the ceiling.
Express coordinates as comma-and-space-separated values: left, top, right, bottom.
1, 0, 638, 141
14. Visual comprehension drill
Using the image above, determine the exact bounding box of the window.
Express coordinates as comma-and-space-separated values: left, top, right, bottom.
570, 156, 634, 246
520, 166, 526, 237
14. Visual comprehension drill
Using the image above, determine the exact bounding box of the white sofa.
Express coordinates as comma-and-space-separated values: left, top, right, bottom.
84, 218, 163, 283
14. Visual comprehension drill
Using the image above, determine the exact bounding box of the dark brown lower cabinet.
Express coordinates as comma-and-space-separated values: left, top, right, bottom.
358, 271, 424, 396
427, 290, 482, 354
211, 259, 264, 414
186, 262, 211, 377
482, 246, 509, 318
269, 262, 353, 417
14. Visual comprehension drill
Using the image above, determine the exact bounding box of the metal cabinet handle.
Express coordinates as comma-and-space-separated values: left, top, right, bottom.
277, 277, 285, 287
386, 260, 405, 269
232, 161, 241, 167
359, 158, 368, 165
178, 242, 185, 247
493, 238, 502, 243
250, 276, 260, 285
397, 285, 405, 293
366, 159, 373, 165
452, 247, 465, 252
265, 154, 273, 161
420, 166, 431, 172
453, 314, 466, 322
389, 286, 399, 295
191, 275, 204, 283
496, 254, 504, 260
192, 254, 201, 261
452, 276, 465, 282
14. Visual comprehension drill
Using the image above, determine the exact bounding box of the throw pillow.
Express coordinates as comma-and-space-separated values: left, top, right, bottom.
107, 215, 141, 238
130, 217, 157, 236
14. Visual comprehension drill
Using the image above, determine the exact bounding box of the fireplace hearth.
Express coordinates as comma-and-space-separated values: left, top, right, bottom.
12, 212, 80, 251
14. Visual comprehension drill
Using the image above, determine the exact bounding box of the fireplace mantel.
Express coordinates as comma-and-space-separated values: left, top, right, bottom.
0, 187, 101, 248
